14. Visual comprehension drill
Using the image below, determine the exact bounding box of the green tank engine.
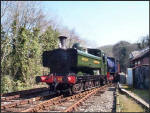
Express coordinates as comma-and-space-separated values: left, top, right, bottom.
42, 36, 107, 76
36, 36, 109, 94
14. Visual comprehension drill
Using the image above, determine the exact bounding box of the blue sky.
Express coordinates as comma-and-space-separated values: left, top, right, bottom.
41, 1, 149, 47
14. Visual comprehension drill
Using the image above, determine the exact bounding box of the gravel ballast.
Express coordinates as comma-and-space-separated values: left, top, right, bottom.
76, 86, 116, 112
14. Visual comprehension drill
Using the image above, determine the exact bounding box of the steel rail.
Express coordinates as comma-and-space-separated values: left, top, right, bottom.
63, 85, 107, 112
20, 84, 111, 112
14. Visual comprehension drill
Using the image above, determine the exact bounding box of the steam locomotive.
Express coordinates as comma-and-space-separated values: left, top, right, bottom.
36, 36, 120, 94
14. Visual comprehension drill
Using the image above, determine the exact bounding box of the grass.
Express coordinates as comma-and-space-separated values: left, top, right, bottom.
121, 84, 149, 104
118, 93, 145, 112
131, 90, 149, 103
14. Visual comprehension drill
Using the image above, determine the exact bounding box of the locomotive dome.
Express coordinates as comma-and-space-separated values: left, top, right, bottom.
72, 43, 87, 52
72, 43, 80, 49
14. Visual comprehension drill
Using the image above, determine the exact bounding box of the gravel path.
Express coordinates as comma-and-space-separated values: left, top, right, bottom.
76, 86, 116, 112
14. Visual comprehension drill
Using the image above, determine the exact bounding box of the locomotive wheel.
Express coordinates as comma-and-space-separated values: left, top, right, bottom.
72, 83, 83, 94
84, 82, 88, 90
100, 78, 104, 86
48, 84, 55, 93
88, 81, 94, 89
95, 81, 100, 87
63, 88, 73, 97
84, 81, 91, 90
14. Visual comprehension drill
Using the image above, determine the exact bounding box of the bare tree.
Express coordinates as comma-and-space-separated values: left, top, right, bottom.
137, 35, 150, 49
1, 1, 10, 18
1, 1, 55, 34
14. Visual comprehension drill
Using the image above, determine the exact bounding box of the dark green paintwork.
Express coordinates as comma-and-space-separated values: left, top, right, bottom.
77, 50, 101, 68
76, 49, 107, 76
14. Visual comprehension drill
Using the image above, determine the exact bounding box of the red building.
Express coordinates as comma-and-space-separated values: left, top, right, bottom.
130, 47, 150, 68
129, 47, 150, 89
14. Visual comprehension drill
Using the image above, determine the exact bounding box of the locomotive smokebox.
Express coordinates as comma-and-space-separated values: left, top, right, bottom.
58, 36, 67, 49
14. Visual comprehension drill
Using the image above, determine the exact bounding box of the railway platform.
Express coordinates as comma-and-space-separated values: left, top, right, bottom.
118, 83, 149, 110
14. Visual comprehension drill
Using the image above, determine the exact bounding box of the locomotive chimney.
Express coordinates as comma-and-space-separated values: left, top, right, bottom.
58, 36, 67, 49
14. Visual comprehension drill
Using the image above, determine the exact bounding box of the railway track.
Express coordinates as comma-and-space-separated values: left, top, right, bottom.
1, 87, 49, 101
1, 87, 54, 112
1, 84, 112, 112
1, 92, 58, 112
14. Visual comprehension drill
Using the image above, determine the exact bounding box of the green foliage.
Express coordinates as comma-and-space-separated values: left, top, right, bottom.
1, 75, 14, 93
13, 80, 27, 91
113, 42, 139, 73
112, 41, 130, 72
10, 26, 43, 81
11, 27, 30, 81
40, 26, 59, 51
1, 26, 12, 76
1, 24, 60, 93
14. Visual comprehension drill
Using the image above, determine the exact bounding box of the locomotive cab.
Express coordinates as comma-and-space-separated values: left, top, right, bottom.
87, 48, 101, 57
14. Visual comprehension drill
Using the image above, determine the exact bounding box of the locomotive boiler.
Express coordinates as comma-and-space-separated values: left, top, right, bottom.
36, 36, 115, 94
